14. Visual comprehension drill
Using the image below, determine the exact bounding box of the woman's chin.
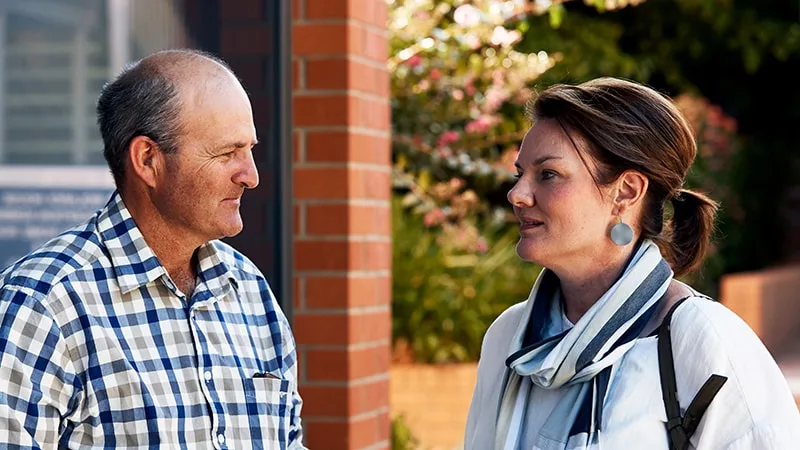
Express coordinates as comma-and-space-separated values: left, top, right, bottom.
516, 240, 547, 265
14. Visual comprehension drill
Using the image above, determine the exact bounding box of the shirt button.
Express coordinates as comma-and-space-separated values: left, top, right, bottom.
204, 370, 212, 382
217, 433, 225, 445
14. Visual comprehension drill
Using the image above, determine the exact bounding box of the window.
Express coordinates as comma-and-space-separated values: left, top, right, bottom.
0, 0, 189, 165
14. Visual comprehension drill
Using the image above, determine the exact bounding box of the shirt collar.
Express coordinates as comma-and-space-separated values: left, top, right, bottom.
97, 192, 167, 295
195, 241, 238, 300
97, 191, 237, 296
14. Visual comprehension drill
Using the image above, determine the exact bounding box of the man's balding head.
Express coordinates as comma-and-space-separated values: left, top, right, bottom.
96, 49, 240, 188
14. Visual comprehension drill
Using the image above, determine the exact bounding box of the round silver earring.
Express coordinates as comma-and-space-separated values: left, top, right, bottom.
610, 215, 633, 246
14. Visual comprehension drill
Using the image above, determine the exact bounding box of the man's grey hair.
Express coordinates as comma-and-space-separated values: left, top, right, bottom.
96, 48, 232, 188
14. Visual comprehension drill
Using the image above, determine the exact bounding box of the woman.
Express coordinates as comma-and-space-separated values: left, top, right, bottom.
464, 77, 800, 449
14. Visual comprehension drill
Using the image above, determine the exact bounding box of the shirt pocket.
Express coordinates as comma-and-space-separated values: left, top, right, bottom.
243, 375, 292, 446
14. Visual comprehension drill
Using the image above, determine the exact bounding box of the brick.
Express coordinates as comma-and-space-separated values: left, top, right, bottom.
351, 309, 391, 344
306, 203, 390, 235
293, 94, 349, 127
300, 384, 349, 416
375, 409, 390, 443
303, 412, 389, 448
295, 240, 348, 271
292, 59, 302, 91
293, 204, 301, 235
351, 22, 388, 63
293, 22, 387, 63
295, 240, 391, 271
294, 276, 302, 309
293, 130, 302, 163
294, 94, 389, 129
293, 167, 349, 199
293, 0, 302, 21
221, 24, 272, 55
294, 313, 349, 345
294, 310, 390, 345
305, 275, 391, 309
350, 377, 389, 415
306, 58, 389, 97
306, 59, 348, 91
304, 420, 350, 449
351, 412, 389, 449
293, 167, 390, 200
305, 344, 390, 381
228, 57, 264, 92
347, 94, 389, 130
221, 0, 262, 20
306, 0, 388, 29
305, 131, 390, 165
293, 23, 349, 55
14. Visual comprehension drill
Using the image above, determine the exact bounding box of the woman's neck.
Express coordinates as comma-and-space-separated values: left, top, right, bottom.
555, 244, 637, 323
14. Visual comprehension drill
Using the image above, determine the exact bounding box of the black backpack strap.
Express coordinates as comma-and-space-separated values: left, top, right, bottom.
658, 297, 728, 450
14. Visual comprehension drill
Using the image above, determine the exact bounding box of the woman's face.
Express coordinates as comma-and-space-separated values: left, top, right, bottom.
508, 119, 620, 269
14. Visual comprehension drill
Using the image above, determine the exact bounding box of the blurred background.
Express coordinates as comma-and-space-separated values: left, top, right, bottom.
388, 0, 800, 448
0, 0, 798, 449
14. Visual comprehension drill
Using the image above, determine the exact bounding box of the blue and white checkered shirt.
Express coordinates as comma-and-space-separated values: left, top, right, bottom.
0, 192, 304, 449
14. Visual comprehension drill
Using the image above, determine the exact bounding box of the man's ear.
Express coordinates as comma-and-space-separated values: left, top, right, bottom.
128, 136, 164, 189
614, 170, 649, 212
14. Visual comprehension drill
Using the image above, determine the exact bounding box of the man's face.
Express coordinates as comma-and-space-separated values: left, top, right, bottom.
153, 71, 259, 244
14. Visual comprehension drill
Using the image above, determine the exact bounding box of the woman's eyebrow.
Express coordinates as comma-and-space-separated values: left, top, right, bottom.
515, 155, 564, 170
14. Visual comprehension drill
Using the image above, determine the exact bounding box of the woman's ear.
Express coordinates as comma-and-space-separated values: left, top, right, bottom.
614, 170, 649, 211
128, 136, 164, 189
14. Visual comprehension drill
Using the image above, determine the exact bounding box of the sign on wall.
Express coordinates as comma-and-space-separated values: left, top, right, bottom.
0, 166, 114, 270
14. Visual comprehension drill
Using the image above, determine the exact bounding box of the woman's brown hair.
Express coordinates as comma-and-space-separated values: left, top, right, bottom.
527, 77, 718, 277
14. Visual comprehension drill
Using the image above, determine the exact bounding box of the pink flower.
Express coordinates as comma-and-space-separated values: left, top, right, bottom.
423, 208, 447, 228
405, 54, 422, 68
453, 5, 481, 26
465, 78, 476, 96
437, 130, 460, 148
483, 86, 510, 113
475, 237, 488, 254
430, 68, 442, 81
490, 26, 521, 47
465, 115, 499, 134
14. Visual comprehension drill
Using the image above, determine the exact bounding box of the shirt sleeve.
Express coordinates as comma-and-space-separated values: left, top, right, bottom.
671, 299, 800, 449
0, 285, 82, 448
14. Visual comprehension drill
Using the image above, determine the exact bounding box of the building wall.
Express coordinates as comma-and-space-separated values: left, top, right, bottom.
291, 0, 392, 448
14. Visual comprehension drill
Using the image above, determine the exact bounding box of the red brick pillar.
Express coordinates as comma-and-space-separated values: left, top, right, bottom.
292, 0, 392, 448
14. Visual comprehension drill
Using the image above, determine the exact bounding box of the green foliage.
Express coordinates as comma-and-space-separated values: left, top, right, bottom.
391, 415, 421, 450
389, 0, 796, 363
392, 195, 541, 363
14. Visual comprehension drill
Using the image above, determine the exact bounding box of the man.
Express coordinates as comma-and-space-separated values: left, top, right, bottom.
0, 49, 304, 449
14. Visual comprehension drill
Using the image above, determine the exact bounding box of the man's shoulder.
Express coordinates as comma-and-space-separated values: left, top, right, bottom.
210, 240, 268, 282
1, 220, 104, 296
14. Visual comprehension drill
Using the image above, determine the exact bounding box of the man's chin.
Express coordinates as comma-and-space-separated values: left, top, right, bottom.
218, 217, 244, 239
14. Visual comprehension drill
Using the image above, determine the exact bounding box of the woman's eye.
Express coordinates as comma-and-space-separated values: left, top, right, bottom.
540, 170, 556, 180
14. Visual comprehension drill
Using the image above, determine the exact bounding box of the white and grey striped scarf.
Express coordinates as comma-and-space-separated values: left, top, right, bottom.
495, 240, 672, 450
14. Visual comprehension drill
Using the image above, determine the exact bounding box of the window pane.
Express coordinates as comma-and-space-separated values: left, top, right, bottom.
0, 0, 189, 165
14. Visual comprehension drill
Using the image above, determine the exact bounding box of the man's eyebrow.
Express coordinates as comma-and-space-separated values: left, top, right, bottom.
219, 139, 259, 150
